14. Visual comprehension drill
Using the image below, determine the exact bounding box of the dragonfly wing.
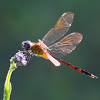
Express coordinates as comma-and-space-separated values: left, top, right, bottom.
46, 52, 61, 66
48, 32, 83, 58
42, 12, 74, 46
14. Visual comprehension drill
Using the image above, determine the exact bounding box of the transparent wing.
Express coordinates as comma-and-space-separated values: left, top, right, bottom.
42, 12, 74, 46
48, 32, 83, 58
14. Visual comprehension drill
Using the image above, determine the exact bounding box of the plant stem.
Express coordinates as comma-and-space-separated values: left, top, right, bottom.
3, 62, 17, 100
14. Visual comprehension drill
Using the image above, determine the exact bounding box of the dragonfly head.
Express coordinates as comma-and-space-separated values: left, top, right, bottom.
22, 40, 33, 51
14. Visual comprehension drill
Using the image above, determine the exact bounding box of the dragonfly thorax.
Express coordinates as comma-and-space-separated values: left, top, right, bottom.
22, 40, 45, 57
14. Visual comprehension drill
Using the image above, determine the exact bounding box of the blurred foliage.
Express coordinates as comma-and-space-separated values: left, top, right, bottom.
0, 0, 100, 100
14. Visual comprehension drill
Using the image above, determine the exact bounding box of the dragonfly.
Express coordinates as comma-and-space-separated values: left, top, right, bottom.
22, 12, 98, 79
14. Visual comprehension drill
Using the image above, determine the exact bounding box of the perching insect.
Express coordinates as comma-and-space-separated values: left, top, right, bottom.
22, 12, 98, 79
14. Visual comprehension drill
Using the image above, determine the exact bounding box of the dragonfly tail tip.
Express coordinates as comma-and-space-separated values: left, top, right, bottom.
91, 74, 98, 79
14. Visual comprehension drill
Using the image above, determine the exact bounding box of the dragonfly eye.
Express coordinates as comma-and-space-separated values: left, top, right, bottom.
22, 40, 31, 50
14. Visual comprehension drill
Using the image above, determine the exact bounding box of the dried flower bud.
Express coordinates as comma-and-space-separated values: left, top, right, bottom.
10, 51, 31, 66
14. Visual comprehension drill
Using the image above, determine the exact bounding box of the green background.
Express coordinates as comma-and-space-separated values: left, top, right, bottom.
0, 0, 100, 100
